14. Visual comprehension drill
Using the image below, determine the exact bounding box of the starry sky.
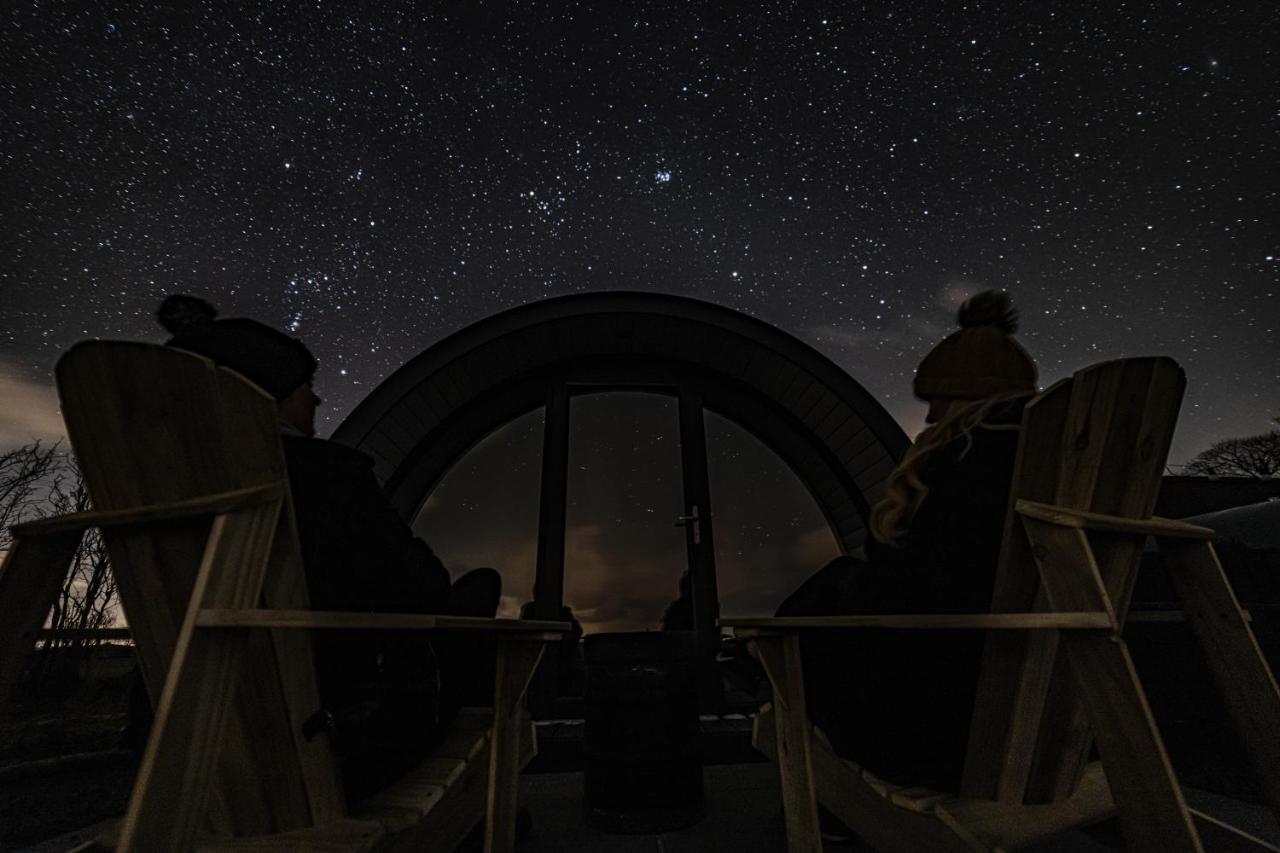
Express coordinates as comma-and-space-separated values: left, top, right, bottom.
1, 3, 1275, 627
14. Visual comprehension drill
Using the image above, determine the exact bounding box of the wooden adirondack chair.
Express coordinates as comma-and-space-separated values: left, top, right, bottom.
724, 357, 1280, 853
0, 341, 568, 852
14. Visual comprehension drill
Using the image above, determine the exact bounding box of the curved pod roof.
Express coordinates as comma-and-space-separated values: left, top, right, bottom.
333, 292, 909, 553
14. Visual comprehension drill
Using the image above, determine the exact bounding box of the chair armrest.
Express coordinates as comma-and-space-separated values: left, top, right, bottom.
195, 608, 568, 640
720, 611, 1113, 636
10, 483, 284, 537
1015, 500, 1215, 540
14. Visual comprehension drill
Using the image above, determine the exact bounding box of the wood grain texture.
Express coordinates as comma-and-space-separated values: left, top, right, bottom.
57, 342, 307, 835
195, 819, 385, 853
1028, 358, 1185, 803
1188, 808, 1280, 852
1160, 539, 1280, 821
753, 635, 823, 853
753, 707, 984, 853
1014, 501, 1214, 539
1024, 517, 1202, 853
724, 612, 1111, 631
40, 342, 566, 852
11, 483, 282, 536
119, 501, 285, 852
961, 375, 1072, 800
195, 608, 567, 636
484, 640, 544, 853
936, 762, 1115, 850
0, 530, 83, 709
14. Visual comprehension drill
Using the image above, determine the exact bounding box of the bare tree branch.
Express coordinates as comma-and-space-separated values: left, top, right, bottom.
1186, 429, 1280, 478
0, 443, 120, 653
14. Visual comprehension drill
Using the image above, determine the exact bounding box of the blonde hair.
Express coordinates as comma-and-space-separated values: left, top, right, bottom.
868, 391, 1028, 547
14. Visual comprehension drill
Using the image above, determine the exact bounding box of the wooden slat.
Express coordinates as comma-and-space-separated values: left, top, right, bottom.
723, 612, 1113, 631
195, 608, 568, 636
485, 640, 544, 853
33, 627, 133, 641
851, 457, 896, 492
802, 393, 841, 436
399, 386, 442, 431
832, 424, 878, 465
1028, 358, 1185, 802
998, 588, 1060, 804
1188, 809, 1280, 852
1160, 540, 1280, 819
354, 712, 490, 832
1023, 518, 1202, 853
256, 499, 345, 826
752, 635, 823, 853
937, 762, 1115, 850
195, 819, 385, 852
12, 484, 283, 537
753, 707, 982, 853
57, 343, 299, 834
840, 432, 887, 471
962, 377, 1071, 799
811, 400, 854, 439
119, 501, 285, 852
0, 531, 84, 705
1015, 501, 1214, 540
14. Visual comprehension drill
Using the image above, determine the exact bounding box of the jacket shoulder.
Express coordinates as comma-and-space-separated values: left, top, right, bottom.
281, 436, 377, 477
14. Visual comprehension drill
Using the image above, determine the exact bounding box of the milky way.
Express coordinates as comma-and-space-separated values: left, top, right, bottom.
2, 2, 1275, 464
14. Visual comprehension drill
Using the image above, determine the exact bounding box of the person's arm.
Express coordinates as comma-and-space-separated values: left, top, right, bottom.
284, 438, 452, 613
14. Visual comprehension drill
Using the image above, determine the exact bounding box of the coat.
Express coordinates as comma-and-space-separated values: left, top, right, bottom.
780, 396, 1026, 790
281, 435, 453, 800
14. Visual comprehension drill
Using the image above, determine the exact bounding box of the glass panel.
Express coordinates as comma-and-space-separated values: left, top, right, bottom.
705, 410, 841, 618
412, 408, 544, 619
564, 392, 686, 635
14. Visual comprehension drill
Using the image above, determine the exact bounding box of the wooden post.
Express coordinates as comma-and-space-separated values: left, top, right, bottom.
1160, 539, 1280, 820
118, 501, 282, 852
0, 530, 84, 708
1023, 518, 1203, 853
752, 633, 822, 853
485, 640, 544, 853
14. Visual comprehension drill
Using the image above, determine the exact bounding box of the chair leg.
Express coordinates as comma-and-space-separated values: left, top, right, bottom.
485, 639, 544, 853
1024, 519, 1203, 853
752, 634, 823, 853
1160, 539, 1280, 822
0, 530, 84, 707
117, 502, 280, 852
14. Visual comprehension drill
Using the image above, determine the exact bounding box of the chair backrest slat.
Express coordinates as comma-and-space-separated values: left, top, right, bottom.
960, 357, 1185, 804
56, 341, 343, 834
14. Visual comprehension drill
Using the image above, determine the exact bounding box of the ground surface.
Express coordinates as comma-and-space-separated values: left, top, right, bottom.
13, 762, 1280, 852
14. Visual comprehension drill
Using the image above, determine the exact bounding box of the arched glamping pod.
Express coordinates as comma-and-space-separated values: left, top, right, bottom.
332, 292, 909, 710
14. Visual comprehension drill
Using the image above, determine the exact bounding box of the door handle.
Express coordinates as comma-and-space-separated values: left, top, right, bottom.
675, 504, 702, 545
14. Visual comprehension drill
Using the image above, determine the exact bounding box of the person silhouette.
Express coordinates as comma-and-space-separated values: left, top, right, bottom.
776, 290, 1038, 793
155, 293, 501, 802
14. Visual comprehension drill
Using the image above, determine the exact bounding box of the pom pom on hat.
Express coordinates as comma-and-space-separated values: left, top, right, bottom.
157, 294, 218, 335
913, 290, 1037, 401
157, 295, 318, 401
957, 290, 1018, 333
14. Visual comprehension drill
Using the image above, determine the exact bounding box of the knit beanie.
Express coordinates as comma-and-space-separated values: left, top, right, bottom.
913, 291, 1037, 401
156, 295, 318, 401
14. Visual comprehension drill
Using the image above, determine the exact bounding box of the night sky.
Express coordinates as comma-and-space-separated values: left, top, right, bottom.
2, 4, 1275, 626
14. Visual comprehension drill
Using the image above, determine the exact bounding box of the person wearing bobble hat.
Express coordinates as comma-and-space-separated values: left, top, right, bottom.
153, 294, 502, 804
775, 291, 1038, 829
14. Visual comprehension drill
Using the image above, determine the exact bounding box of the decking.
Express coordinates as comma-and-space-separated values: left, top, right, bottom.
21, 761, 1280, 853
